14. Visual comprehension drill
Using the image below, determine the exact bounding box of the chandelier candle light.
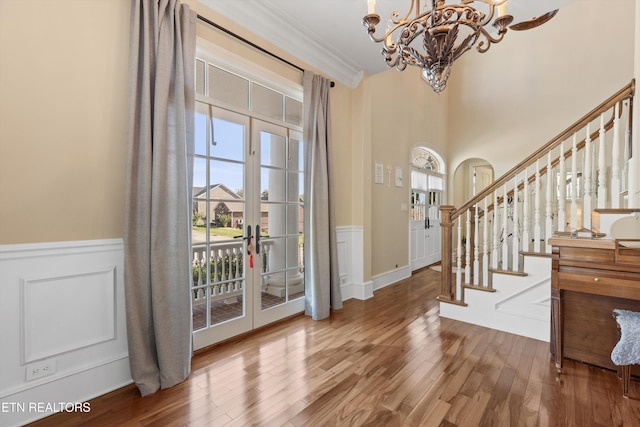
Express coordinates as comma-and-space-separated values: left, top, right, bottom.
363, 0, 514, 92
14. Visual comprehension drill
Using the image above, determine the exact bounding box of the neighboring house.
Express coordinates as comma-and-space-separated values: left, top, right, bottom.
193, 184, 304, 234
193, 183, 245, 228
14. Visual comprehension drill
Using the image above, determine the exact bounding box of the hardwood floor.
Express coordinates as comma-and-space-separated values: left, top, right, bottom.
28, 268, 640, 426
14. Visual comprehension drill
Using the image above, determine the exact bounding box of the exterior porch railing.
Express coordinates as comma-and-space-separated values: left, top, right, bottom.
191, 238, 304, 306
192, 241, 247, 306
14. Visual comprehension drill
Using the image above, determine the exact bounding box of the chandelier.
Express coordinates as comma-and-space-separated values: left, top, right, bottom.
363, 0, 514, 93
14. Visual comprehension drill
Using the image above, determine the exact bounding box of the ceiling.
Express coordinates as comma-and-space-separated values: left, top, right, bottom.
198, 0, 573, 88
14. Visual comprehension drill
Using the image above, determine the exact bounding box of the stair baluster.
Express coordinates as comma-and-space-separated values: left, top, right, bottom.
570, 134, 578, 232
598, 113, 608, 208
558, 141, 567, 232
534, 160, 542, 252
502, 184, 509, 269
473, 205, 480, 286
523, 166, 531, 252
456, 216, 463, 296
584, 123, 593, 229
512, 174, 520, 272
465, 210, 471, 280
612, 102, 621, 208
545, 152, 554, 253
492, 191, 500, 269
482, 199, 489, 287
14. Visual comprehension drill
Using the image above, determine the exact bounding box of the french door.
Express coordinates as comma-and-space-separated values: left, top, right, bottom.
192, 102, 305, 350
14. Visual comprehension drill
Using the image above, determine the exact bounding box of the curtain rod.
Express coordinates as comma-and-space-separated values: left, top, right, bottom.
196, 14, 335, 88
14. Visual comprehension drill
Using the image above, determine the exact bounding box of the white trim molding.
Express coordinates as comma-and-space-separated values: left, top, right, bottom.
371, 265, 412, 292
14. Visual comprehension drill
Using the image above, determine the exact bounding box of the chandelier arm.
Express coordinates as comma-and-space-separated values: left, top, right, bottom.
368, 19, 411, 44
461, 0, 502, 27
382, 47, 397, 64
475, 27, 506, 54
391, 0, 419, 24
437, 5, 492, 29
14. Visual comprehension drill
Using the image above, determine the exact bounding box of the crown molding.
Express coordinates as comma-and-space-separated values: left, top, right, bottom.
198, 1, 364, 88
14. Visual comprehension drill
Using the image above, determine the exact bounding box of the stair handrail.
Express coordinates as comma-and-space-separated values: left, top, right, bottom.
450, 80, 635, 223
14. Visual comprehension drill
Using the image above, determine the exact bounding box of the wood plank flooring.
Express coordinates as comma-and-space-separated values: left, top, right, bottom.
27, 268, 640, 426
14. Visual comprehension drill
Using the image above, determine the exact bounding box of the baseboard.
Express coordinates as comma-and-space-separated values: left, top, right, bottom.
371, 265, 411, 292
341, 280, 374, 301
439, 304, 550, 342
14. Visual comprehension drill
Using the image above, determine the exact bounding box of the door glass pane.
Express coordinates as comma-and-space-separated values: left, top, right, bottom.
211, 118, 244, 162
192, 103, 247, 331
259, 129, 305, 311
412, 191, 426, 220
195, 103, 209, 156
287, 234, 305, 300
261, 132, 286, 168
288, 137, 304, 172
208, 160, 244, 240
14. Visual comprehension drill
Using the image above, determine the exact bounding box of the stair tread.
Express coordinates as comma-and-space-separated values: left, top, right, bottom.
488, 268, 528, 277
594, 208, 640, 214
520, 251, 552, 258
463, 283, 496, 293
436, 295, 468, 307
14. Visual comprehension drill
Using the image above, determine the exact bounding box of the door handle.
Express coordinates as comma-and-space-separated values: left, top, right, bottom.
255, 225, 270, 255
256, 225, 260, 254
234, 225, 253, 255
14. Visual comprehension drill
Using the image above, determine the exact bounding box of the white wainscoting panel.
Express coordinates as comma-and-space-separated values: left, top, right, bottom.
0, 239, 131, 427
335, 226, 371, 300
21, 267, 117, 364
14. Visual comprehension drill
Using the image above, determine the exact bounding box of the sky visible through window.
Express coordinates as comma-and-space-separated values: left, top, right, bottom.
194, 112, 243, 192
194, 111, 304, 197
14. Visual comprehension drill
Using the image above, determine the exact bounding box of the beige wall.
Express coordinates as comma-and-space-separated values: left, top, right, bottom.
0, 0, 130, 244
446, 0, 636, 190
367, 67, 448, 277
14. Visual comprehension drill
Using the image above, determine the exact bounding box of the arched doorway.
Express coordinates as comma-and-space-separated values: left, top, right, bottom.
452, 158, 495, 208
410, 146, 445, 271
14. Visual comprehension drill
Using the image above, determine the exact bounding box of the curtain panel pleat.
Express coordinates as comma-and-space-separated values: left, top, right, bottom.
303, 71, 342, 320
124, 0, 196, 396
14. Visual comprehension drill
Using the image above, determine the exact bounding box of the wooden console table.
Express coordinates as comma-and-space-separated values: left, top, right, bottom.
549, 237, 640, 373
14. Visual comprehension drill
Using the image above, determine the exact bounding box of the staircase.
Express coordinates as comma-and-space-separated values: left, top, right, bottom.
437, 80, 637, 341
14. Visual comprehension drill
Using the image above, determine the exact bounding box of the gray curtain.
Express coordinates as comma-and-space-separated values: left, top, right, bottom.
303, 71, 342, 320
124, 0, 196, 396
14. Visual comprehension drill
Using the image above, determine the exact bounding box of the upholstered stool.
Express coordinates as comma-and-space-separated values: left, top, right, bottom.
611, 309, 640, 397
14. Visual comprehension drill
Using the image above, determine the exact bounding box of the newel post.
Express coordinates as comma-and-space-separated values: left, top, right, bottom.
438, 205, 456, 302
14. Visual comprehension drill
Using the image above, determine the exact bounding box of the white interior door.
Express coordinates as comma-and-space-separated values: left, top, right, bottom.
192, 104, 305, 350
411, 191, 429, 271
424, 191, 442, 266
410, 170, 443, 271
471, 163, 494, 197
